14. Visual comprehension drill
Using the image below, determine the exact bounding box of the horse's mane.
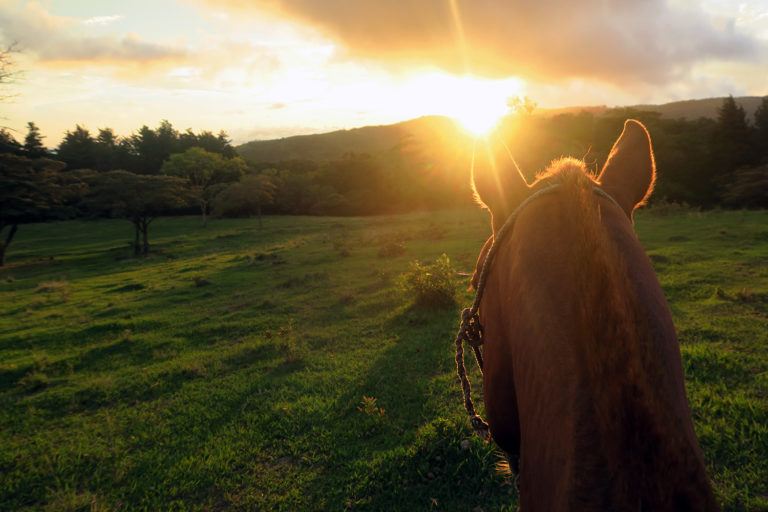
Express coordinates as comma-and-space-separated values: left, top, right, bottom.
527, 158, 707, 509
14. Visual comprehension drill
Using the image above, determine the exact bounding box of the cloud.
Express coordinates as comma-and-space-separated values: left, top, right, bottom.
82, 15, 124, 26
205, 0, 762, 84
0, 2, 185, 65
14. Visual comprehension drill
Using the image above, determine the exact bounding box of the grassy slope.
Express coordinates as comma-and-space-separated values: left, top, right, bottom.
0, 209, 766, 511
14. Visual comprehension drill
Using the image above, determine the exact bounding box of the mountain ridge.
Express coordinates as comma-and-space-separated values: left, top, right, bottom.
236, 96, 764, 163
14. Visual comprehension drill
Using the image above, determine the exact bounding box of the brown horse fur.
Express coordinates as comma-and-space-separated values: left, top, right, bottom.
470, 120, 719, 511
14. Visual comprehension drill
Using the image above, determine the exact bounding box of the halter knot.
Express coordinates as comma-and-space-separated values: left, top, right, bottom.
460, 308, 484, 349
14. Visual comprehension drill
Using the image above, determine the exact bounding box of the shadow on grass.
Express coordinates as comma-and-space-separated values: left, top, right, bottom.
251, 303, 514, 511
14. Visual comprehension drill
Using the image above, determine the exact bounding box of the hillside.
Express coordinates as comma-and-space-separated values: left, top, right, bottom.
540, 96, 764, 120
236, 115, 464, 163
236, 96, 764, 163
631, 96, 764, 121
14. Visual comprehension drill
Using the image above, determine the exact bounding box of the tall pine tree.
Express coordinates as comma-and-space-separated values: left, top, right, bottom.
57, 125, 97, 170
753, 96, 768, 163
23, 122, 47, 158
710, 96, 755, 199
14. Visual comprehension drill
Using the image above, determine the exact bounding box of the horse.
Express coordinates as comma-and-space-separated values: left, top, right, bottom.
466, 120, 719, 511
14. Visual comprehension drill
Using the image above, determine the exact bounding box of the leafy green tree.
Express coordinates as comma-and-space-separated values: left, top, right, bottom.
212, 173, 276, 226
162, 147, 246, 225
0, 154, 79, 265
23, 122, 47, 157
82, 170, 188, 256
57, 125, 97, 170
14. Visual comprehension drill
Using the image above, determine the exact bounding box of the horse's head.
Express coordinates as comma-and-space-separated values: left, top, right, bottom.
463, 120, 719, 510
472, 119, 655, 229
469, 119, 656, 288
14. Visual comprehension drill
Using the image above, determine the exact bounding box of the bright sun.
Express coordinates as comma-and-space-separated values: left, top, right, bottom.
444, 76, 519, 137
397, 73, 523, 137
451, 99, 508, 136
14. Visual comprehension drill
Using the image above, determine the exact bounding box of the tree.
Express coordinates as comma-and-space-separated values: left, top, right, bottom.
754, 96, 768, 163
722, 164, 768, 208
0, 45, 18, 102
131, 125, 160, 174
192, 130, 236, 158
23, 122, 46, 157
212, 173, 276, 226
0, 154, 79, 265
130, 120, 181, 174
0, 129, 22, 155
176, 128, 236, 157
162, 147, 246, 225
57, 125, 97, 170
94, 128, 119, 171
82, 171, 188, 256
508, 96, 537, 116
711, 96, 754, 186
270, 171, 324, 214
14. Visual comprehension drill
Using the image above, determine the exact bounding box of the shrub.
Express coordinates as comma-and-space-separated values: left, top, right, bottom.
356, 395, 386, 438
645, 198, 693, 216
357, 395, 385, 417
399, 254, 457, 308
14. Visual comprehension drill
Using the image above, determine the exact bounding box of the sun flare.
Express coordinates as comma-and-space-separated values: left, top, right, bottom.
394, 73, 523, 137
451, 99, 508, 136
437, 75, 520, 137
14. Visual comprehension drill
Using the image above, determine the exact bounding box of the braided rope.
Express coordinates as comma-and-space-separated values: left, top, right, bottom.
454, 185, 622, 440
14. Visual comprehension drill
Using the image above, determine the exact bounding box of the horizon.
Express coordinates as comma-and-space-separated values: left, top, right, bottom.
1, 0, 767, 144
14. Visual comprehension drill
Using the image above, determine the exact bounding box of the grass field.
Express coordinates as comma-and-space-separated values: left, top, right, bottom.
1, 208, 767, 511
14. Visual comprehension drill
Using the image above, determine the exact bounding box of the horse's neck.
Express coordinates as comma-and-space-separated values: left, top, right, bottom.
502, 210, 712, 509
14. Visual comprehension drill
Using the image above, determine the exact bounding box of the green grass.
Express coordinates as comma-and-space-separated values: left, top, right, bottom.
0, 209, 766, 511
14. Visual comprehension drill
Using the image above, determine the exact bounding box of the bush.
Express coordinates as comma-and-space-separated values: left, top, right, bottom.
399, 254, 457, 308
723, 165, 768, 208
645, 198, 693, 216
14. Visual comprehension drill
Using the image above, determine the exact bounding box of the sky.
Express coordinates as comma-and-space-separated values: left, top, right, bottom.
0, 0, 766, 145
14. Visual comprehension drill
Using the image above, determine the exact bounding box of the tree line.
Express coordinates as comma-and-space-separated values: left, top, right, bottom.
532, 96, 768, 209
0, 120, 272, 264
1, 96, 767, 266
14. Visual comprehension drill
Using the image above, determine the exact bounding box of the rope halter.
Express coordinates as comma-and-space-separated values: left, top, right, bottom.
453, 184, 622, 441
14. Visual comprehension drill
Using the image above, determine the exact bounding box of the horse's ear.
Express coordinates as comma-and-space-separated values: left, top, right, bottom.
598, 119, 656, 217
471, 135, 529, 231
